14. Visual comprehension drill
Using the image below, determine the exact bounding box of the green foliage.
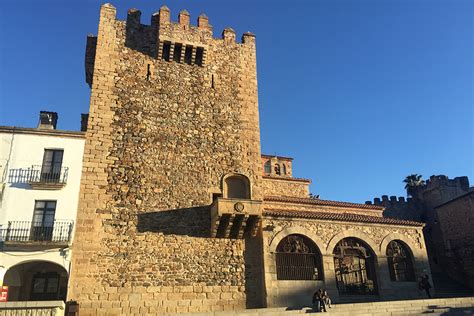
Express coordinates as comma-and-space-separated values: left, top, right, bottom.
403, 174, 425, 197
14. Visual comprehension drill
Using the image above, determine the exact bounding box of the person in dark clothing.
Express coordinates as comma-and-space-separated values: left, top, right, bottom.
421, 274, 432, 298
312, 289, 327, 312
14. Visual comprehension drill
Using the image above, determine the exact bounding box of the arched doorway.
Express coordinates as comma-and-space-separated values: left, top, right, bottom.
275, 234, 323, 280
333, 237, 378, 295
3, 261, 68, 301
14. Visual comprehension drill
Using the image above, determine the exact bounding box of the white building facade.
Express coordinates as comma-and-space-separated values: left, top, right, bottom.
0, 112, 85, 301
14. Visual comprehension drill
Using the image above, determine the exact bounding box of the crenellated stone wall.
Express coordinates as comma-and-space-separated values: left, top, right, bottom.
69, 4, 263, 314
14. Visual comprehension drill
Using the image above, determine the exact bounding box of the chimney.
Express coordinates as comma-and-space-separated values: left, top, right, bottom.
81, 113, 89, 132
38, 111, 58, 130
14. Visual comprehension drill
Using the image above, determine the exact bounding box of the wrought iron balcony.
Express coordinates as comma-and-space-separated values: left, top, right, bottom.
0, 220, 74, 247
8, 165, 69, 189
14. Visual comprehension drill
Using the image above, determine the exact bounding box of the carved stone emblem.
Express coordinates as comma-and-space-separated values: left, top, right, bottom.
234, 202, 244, 212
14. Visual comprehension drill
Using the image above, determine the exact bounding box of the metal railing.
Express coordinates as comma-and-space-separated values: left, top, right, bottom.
8, 165, 69, 184
0, 220, 74, 243
276, 252, 322, 280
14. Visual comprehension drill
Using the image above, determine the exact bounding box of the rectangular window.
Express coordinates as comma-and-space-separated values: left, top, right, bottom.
41, 149, 63, 183
31, 272, 60, 300
31, 200, 56, 241
173, 43, 182, 62
184, 45, 193, 65
195, 47, 204, 66
162, 41, 171, 61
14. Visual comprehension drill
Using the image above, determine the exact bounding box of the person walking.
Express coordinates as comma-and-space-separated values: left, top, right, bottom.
421, 274, 432, 298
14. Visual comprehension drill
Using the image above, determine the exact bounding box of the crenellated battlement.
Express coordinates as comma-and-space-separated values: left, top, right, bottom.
101, 3, 254, 46
424, 175, 470, 191
366, 195, 412, 207
366, 175, 471, 222
85, 3, 257, 88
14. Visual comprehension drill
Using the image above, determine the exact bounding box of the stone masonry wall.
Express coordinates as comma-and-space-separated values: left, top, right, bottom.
69, 4, 262, 315
262, 178, 309, 198
436, 192, 474, 288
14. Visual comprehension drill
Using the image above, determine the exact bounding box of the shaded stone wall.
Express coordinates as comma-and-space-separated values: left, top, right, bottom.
436, 192, 474, 288
69, 4, 262, 315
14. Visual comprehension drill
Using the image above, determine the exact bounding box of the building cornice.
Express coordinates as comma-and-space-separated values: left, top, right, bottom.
264, 195, 385, 210
0, 126, 85, 139
262, 175, 311, 183
264, 209, 424, 227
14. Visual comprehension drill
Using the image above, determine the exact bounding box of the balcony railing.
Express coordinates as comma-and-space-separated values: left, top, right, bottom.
0, 220, 74, 244
8, 165, 69, 188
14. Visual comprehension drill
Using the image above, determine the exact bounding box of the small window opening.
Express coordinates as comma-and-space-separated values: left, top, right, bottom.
173, 44, 182, 62
146, 64, 151, 81
162, 41, 171, 61
184, 45, 193, 65
264, 161, 271, 174
211, 74, 215, 89
282, 164, 287, 175
195, 47, 204, 66
275, 164, 281, 175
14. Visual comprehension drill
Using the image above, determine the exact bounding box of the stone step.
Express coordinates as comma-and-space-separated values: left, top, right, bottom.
183, 296, 474, 316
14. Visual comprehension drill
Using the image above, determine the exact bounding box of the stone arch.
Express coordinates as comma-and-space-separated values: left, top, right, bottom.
270, 226, 326, 256
3, 260, 68, 301
326, 229, 379, 255
222, 173, 251, 199
380, 232, 421, 256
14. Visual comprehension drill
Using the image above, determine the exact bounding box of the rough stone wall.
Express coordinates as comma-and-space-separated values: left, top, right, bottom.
262, 217, 430, 307
436, 192, 474, 288
69, 4, 262, 315
262, 178, 309, 198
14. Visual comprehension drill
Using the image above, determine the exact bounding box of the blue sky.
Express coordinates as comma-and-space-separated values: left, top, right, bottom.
0, 0, 472, 203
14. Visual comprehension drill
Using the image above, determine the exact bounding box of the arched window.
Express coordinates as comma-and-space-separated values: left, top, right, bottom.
264, 160, 271, 174
224, 174, 251, 199
276, 234, 323, 280
274, 164, 281, 175
386, 240, 415, 281
282, 164, 287, 175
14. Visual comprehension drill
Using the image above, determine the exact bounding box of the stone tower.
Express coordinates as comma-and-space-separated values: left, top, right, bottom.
69, 3, 264, 314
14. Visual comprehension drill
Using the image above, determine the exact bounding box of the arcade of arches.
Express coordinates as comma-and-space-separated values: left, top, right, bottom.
263, 215, 431, 308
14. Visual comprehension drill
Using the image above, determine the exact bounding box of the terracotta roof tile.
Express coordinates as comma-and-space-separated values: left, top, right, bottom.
264, 209, 424, 227
264, 196, 384, 210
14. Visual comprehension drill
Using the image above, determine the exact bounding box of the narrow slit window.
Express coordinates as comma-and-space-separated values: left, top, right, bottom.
146, 64, 151, 81
173, 43, 182, 62
162, 41, 171, 61
195, 47, 204, 66
184, 45, 193, 65
211, 74, 215, 89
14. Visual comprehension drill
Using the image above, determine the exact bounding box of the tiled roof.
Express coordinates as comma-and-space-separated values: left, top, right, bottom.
262, 175, 311, 183
264, 196, 385, 210
264, 209, 424, 227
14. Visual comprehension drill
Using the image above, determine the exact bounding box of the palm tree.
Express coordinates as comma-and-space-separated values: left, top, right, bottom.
403, 174, 425, 198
